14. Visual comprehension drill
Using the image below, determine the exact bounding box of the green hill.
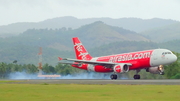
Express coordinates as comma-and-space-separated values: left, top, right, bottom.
0, 21, 149, 65
140, 22, 180, 42
17, 21, 149, 49
0, 21, 179, 66
89, 41, 159, 57
89, 39, 180, 57
71, 21, 149, 48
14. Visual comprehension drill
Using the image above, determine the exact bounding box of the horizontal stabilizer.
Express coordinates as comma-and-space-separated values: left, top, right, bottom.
58, 57, 63, 61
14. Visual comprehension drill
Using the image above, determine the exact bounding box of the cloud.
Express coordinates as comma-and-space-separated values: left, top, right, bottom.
0, 0, 180, 25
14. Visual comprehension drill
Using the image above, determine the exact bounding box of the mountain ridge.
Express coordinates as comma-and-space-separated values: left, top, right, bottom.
0, 16, 178, 37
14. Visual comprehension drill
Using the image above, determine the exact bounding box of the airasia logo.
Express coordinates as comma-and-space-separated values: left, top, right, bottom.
109, 51, 151, 62
115, 65, 121, 73
74, 43, 88, 60
74, 43, 83, 51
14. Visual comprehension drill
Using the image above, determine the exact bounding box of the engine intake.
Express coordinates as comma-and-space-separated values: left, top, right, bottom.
113, 64, 129, 73
146, 65, 164, 74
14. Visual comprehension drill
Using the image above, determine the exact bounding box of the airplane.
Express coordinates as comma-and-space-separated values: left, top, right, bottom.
58, 37, 177, 79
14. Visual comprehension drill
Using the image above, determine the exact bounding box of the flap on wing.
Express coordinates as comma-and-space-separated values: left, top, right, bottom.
61, 58, 132, 66
58, 62, 81, 66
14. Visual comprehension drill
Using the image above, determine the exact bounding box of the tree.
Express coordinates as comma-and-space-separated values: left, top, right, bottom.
0, 62, 6, 78
164, 52, 180, 79
55, 64, 84, 76
42, 63, 55, 74
25, 64, 38, 74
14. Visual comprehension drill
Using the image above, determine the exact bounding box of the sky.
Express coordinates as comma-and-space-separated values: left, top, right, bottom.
0, 0, 180, 26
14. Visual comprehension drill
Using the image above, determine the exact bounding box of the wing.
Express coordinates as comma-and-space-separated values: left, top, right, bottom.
59, 58, 132, 68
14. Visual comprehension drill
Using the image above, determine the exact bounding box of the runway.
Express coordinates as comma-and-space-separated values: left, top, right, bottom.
1, 79, 180, 85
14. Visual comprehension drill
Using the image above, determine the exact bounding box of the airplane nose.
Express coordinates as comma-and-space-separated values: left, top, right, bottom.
172, 54, 178, 62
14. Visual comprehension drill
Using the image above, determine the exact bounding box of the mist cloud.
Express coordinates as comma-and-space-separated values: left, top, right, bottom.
8, 71, 129, 79
0, 0, 180, 25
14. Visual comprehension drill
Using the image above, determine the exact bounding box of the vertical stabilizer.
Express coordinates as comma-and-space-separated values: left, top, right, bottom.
72, 37, 92, 60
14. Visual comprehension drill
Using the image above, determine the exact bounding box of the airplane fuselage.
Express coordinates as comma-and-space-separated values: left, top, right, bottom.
60, 37, 177, 79
72, 49, 177, 73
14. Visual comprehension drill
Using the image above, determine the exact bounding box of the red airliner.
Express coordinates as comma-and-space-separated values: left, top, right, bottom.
59, 37, 177, 79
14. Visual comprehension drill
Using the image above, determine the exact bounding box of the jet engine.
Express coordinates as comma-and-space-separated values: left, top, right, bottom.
146, 65, 164, 75
113, 64, 129, 73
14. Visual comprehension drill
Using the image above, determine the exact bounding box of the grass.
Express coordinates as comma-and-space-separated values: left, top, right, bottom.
0, 80, 23, 83
0, 84, 180, 101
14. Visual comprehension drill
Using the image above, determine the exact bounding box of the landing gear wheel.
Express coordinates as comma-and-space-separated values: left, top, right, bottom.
160, 72, 165, 75
110, 74, 117, 80
134, 74, 140, 79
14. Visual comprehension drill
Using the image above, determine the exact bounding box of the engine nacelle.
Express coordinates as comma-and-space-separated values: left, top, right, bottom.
146, 65, 164, 74
113, 64, 129, 73
87, 64, 113, 72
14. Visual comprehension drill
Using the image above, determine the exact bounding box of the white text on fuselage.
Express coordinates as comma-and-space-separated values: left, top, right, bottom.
109, 52, 151, 62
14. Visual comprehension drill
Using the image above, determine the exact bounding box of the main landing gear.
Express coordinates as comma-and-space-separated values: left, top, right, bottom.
134, 69, 140, 79
133, 74, 140, 79
110, 70, 141, 80
110, 74, 117, 80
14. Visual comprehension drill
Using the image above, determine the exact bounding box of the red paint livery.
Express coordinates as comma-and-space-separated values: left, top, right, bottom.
59, 37, 177, 79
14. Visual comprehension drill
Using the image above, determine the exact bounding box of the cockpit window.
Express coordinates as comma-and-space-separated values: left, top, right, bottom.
162, 52, 171, 55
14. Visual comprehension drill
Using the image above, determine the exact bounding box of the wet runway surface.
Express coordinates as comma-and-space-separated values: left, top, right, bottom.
2, 79, 180, 85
